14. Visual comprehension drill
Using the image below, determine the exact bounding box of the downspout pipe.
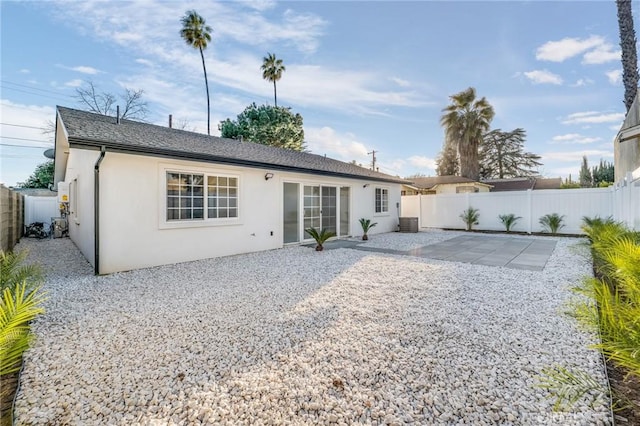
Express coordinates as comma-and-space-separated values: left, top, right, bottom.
94, 146, 106, 275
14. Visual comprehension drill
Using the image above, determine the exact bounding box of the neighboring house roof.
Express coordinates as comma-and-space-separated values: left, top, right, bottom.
409, 176, 492, 190
482, 177, 562, 191
56, 106, 407, 184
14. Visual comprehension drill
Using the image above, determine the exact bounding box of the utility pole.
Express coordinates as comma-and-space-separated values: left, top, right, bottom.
367, 150, 377, 171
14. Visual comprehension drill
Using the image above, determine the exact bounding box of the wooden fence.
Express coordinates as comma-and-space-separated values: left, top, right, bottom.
0, 184, 24, 252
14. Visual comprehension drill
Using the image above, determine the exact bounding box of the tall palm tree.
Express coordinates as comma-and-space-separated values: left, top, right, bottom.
180, 10, 213, 135
261, 53, 286, 107
616, 0, 639, 112
440, 87, 495, 181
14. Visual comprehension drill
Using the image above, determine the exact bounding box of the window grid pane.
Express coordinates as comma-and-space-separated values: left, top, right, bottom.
207, 175, 239, 219
167, 172, 205, 221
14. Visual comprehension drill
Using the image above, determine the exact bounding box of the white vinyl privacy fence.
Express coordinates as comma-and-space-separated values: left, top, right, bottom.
24, 195, 59, 226
401, 172, 640, 234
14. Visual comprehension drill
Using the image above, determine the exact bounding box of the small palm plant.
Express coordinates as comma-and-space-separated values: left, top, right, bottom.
539, 213, 565, 234
359, 218, 377, 241
498, 213, 522, 233
460, 207, 480, 231
305, 227, 336, 251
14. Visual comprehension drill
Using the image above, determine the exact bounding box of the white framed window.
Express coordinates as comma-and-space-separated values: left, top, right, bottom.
165, 171, 239, 222
375, 187, 388, 213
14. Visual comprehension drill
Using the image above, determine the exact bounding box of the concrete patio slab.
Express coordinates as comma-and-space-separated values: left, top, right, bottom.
322, 233, 557, 271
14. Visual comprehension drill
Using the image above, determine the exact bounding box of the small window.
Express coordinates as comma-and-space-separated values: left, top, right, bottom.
167, 172, 204, 221
375, 187, 388, 213
456, 186, 479, 194
207, 176, 238, 219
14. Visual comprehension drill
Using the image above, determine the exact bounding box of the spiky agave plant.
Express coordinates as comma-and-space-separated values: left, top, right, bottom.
359, 218, 377, 241
539, 213, 565, 234
498, 213, 521, 233
305, 227, 336, 251
459, 207, 480, 231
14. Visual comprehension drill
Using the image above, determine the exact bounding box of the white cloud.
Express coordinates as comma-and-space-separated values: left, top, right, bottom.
551, 133, 601, 144
64, 79, 84, 87
305, 126, 370, 163
562, 111, 625, 125
571, 78, 593, 87
542, 149, 613, 162
61, 65, 102, 75
135, 58, 153, 66
523, 70, 563, 85
19, 69, 30, 74
407, 155, 436, 170
582, 45, 620, 64
535, 35, 619, 65
536, 35, 604, 62
606, 69, 622, 85
390, 77, 411, 87
45, 2, 427, 116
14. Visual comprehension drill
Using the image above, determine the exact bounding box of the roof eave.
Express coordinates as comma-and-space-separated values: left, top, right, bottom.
67, 137, 406, 184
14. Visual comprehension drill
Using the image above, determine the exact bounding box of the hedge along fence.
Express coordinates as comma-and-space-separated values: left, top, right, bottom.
0, 185, 24, 252
401, 173, 640, 235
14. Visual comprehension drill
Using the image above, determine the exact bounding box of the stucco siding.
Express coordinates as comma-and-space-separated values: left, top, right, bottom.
95, 153, 401, 273
65, 148, 99, 267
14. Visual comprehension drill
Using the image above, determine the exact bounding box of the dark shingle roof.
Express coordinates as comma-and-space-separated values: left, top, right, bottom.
57, 106, 407, 184
482, 177, 562, 191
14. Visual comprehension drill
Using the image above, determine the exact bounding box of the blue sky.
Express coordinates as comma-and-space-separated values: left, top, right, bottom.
0, 0, 630, 186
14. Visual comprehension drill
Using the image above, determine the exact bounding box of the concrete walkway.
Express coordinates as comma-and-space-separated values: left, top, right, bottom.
323, 234, 557, 271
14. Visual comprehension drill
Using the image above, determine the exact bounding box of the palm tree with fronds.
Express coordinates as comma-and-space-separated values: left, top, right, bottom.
616, 0, 639, 112
180, 10, 213, 135
440, 87, 495, 181
261, 53, 286, 107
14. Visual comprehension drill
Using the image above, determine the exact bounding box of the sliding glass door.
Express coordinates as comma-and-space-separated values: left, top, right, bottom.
285, 183, 350, 243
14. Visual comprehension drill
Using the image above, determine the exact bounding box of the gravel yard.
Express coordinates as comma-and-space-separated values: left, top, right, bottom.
14, 231, 610, 425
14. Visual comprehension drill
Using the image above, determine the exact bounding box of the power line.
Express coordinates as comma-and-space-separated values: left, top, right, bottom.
0, 122, 47, 130
0, 143, 52, 149
1, 85, 68, 102
0, 136, 51, 144
1, 80, 74, 97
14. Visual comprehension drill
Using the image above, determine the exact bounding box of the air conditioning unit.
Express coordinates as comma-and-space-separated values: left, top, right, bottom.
399, 217, 419, 233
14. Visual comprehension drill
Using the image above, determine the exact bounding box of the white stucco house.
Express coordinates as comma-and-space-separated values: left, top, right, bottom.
53, 107, 406, 274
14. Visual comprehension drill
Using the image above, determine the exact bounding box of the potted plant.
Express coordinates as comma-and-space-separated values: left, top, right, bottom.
359, 218, 377, 240
305, 227, 336, 251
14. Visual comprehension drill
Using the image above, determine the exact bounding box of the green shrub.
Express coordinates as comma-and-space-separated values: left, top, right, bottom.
304, 227, 336, 251
574, 222, 640, 376
459, 207, 480, 231
539, 213, 565, 234
498, 213, 521, 233
0, 250, 46, 376
358, 218, 377, 241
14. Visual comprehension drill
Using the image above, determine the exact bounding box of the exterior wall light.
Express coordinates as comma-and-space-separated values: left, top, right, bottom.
265, 172, 274, 180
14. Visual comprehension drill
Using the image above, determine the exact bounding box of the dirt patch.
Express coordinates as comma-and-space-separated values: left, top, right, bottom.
609, 362, 640, 424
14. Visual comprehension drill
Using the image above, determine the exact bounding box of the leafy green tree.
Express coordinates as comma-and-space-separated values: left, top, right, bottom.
440, 87, 495, 181
579, 156, 593, 188
180, 10, 213, 135
479, 128, 542, 179
592, 159, 615, 186
435, 141, 459, 176
220, 103, 305, 151
617, 0, 639, 112
261, 53, 286, 107
17, 160, 54, 189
